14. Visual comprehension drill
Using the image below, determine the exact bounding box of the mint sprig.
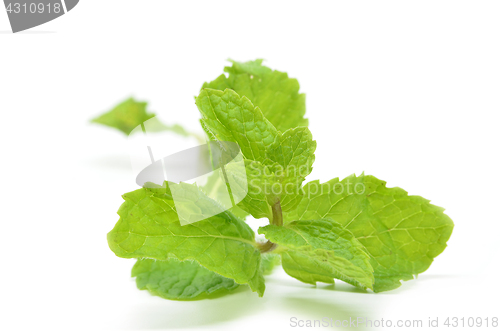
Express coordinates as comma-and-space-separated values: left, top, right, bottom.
196, 88, 316, 217
106, 59, 454, 300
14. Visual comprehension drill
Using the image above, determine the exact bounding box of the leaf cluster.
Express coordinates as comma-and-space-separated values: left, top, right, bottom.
105, 60, 454, 299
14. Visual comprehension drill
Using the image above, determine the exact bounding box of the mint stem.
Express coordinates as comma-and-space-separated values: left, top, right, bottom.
271, 199, 283, 226
257, 200, 283, 253
257, 240, 276, 253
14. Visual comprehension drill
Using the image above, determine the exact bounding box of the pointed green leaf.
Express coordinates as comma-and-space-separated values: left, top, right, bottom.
132, 258, 239, 300
267, 126, 316, 211
284, 174, 454, 292
196, 88, 279, 164
259, 219, 374, 289
195, 88, 316, 219
107, 183, 265, 296
203, 59, 308, 131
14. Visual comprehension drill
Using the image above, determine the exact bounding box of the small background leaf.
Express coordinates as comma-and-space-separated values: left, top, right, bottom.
91, 97, 193, 138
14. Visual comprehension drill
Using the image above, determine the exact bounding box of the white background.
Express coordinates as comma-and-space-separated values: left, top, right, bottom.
1, 1, 499, 330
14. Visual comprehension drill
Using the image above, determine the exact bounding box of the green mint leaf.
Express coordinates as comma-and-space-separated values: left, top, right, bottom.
132, 258, 239, 300
107, 183, 265, 296
284, 174, 454, 292
91, 97, 192, 137
195, 88, 316, 219
267, 126, 316, 211
224, 59, 273, 76
196, 88, 279, 164
259, 220, 374, 289
203, 59, 308, 132
260, 253, 281, 275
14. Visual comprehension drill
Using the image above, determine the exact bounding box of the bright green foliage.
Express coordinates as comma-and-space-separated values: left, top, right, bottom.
132, 258, 239, 300
91, 97, 191, 137
196, 88, 316, 219
106, 59, 454, 300
283, 174, 454, 292
259, 220, 374, 289
203, 59, 308, 132
107, 183, 265, 296
197, 88, 280, 164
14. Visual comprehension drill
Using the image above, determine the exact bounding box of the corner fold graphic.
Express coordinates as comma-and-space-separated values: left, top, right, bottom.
3, 0, 79, 33
64, 0, 78, 11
